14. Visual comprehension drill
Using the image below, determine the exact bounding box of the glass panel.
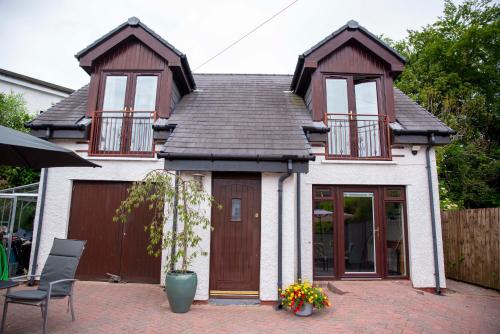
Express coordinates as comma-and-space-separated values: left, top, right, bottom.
355, 80, 380, 157
315, 187, 332, 198
326, 78, 350, 156
313, 200, 335, 277
386, 202, 406, 276
130, 76, 157, 152
101, 76, 127, 151
386, 188, 402, 199
343, 192, 376, 273
103, 76, 127, 111
133, 76, 158, 111
231, 199, 241, 221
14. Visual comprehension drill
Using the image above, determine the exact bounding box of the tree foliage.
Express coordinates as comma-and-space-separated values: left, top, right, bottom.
114, 170, 219, 273
0, 92, 39, 189
389, 0, 499, 208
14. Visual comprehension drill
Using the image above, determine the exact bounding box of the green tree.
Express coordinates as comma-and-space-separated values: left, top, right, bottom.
390, 0, 499, 208
0, 92, 40, 189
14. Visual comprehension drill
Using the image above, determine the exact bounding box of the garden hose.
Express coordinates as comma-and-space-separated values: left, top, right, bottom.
0, 244, 8, 280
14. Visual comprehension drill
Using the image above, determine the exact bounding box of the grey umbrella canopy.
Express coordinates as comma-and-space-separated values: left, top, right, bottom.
0, 125, 100, 168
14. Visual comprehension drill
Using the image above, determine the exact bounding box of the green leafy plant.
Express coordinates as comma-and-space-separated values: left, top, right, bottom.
0, 92, 39, 189
386, 0, 499, 209
113, 170, 219, 273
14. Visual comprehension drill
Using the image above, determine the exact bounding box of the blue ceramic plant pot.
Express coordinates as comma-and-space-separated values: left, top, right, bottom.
165, 271, 197, 313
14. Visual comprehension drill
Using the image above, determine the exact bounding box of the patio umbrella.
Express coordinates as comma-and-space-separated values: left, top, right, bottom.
0, 125, 100, 168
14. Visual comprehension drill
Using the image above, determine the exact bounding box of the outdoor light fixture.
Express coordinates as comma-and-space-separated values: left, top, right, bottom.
411, 145, 421, 155
191, 173, 204, 191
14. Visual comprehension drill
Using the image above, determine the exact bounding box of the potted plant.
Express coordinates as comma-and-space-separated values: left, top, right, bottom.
114, 170, 217, 313
279, 281, 331, 316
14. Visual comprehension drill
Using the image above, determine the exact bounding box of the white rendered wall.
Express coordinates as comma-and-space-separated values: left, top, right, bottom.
31, 140, 446, 299
300, 145, 446, 289
0, 75, 70, 115
160, 172, 212, 300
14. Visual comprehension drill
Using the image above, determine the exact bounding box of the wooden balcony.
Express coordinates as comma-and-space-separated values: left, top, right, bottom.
89, 111, 156, 157
324, 113, 391, 160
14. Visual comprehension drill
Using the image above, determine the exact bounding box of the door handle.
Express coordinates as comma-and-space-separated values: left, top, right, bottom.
254, 213, 259, 219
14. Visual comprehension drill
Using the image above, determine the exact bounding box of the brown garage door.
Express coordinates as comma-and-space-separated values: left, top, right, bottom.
68, 181, 160, 283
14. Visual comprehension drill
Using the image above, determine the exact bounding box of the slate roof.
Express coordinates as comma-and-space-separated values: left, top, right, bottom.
27, 85, 88, 127
392, 88, 454, 134
27, 75, 453, 147
161, 74, 315, 159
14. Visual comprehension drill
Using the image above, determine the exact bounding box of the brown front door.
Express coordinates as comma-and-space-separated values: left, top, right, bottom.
210, 173, 261, 298
68, 181, 160, 283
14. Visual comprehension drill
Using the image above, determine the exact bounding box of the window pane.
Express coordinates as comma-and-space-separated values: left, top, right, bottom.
134, 76, 158, 111
385, 202, 406, 276
101, 76, 127, 151
326, 79, 349, 114
386, 188, 402, 199
326, 78, 350, 155
344, 192, 376, 273
231, 199, 241, 221
313, 200, 335, 277
354, 81, 378, 116
102, 76, 127, 111
315, 187, 332, 198
355, 81, 380, 157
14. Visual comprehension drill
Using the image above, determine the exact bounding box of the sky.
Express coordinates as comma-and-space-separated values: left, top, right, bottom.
0, 0, 447, 90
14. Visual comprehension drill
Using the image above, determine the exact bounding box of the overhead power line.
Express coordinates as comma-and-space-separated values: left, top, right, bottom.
193, 0, 299, 71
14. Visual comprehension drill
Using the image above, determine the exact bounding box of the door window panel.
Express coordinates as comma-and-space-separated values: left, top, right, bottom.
355, 80, 380, 157
326, 78, 350, 155
101, 76, 127, 151
385, 202, 406, 276
343, 192, 376, 273
130, 76, 157, 152
102, 76, 127, 111
313, 199, 335, 277
231, 199, 241, 221
133, 76, 158, 111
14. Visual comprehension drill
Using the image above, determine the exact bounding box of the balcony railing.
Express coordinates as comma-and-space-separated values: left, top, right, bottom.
89, 111, 156, 157
325, 113, 391, 160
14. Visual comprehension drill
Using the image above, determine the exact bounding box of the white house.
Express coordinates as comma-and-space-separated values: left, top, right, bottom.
27, 17, 453, 302
0, 68, 73, 115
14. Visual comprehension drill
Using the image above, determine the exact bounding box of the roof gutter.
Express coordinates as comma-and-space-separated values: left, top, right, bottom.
159, 152, 316, 162
24, 123, 86, 131
425, 133, 442, 295
391, 128, 456, 136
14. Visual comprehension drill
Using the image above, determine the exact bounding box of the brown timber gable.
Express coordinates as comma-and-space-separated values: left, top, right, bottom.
291, 20, 406, 122
76, 17, 194, 119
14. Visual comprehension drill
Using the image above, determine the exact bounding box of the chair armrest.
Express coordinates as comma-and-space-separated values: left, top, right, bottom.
47, 279, 77, 298
48, 279, 77, 287
10, 275, 41, 282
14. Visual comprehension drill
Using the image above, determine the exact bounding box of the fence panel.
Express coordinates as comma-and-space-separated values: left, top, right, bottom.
441, 208, 499, 290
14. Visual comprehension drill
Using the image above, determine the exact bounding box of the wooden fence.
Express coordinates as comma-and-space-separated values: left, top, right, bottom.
441, 208, 499, 290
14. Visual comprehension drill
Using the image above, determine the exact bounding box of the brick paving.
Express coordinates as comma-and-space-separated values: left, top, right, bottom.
1, 279, 499, 333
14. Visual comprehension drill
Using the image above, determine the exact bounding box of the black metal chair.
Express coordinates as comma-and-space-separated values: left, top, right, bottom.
1, 238, 86, 334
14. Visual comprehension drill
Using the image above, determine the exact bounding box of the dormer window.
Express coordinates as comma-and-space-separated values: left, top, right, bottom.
325, 75, 390, 159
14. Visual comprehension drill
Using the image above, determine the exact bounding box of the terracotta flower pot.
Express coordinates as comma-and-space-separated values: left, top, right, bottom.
165, 271, 197, 313
295, 302, 313, 317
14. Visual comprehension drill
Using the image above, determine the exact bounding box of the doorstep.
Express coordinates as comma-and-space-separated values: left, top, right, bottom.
209, 298, 261, 306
